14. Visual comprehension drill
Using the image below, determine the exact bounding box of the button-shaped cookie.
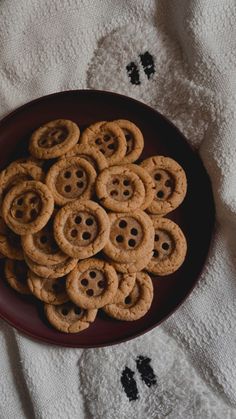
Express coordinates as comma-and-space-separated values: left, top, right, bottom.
54, 200, 110, 259
44, 301, 97, 333
67, 258, 118, 309
80, 121, 126, 166
5, 259, 31, 295
2, 181, 54, 235
46, 157, 97, 206
147, 217, 187, 275
96, 165, 145, 212
114, 120, 144, 163
65, 144, 108, 173
24, 254, 78, 279
0, 216, 23, 260
103, 210, 154, 263
29, 119, 80, 159
140, 156, 187, 215
103, 271, 153, 321
27, 271, 69, 305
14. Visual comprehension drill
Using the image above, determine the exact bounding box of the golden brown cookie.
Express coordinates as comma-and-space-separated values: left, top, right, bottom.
67, 258, 118, 309
5, 259, 31, 295
29, 119, 80, 159
45, 157, 96, 206
107, 250, 153, 274
44, 301, 97, 333
96, 165, 145, 212
126, 164, 155, 210
147, 217, 187, 275
114, 120, 144, 163
24, 254, 78, 279
0, 216, 23, 260
103, 211, 154, 263
2, 180, 54, 235
27, 271, 69, 304
140, 156, 187, 215
80, 121, 126, 166
103, 271, 153, 321
111, 272, 136, 303
54, 200, 110, 258
65, 144, 108, 172
21, 217, 68, 266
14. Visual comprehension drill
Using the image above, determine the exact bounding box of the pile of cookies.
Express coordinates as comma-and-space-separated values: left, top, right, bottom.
0, 119, 187, 333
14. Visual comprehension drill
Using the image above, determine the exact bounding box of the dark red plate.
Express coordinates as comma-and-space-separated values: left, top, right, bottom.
0, 90, 215, 347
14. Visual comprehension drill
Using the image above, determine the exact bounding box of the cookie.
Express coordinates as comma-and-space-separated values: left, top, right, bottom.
103, 210, 154, 263
80, 121, 126, 165
27, 271, 69, 305
54, 200, 110, 259
126, 164, 155, 210
0, 216, 24, 260
2, 180, 54, 235
29, 119, 80, 159
65, 144, 108, 172
96, 165, 145, 212
147, 217, 187, 275
21, 217, 68, 266
140, 156, 187, 215
114, 119, 144, 163
44, 301, 97, 333
45, 157, 96, 206
24, 254, 78, 279
67, 258, 118, 309
111, 272, 136, 303
5, 259, 31, 295
107, 250, 153, 274
103, 271, 153, 321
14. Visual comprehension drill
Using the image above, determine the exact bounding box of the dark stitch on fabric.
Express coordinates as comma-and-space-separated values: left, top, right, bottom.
139, 51, 155, 79
121, 366, 139, 401
136, 355, 157, 387
126, 62, 141, 85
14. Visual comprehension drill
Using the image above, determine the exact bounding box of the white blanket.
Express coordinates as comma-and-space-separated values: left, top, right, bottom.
0, 1, 236, 417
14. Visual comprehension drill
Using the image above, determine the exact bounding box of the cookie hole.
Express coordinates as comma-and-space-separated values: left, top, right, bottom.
15, 210, 23, 218
162, 242, 170, 250
81, 278, 88, 286
157, 190, 164, 199
30, 209, 38, 220
76, 170, 84, 178
119, 220, 127, 228
82, 232, 91, 240
128, 239, 136, 247
108, 143, 115, 150
112, 179, 119, 185
153, 249, 159, 258
110, 190, 118, 197
123, 190, 130, 196
95, 138, 102, 145
77, 182, 84, 188
30, 196, 38, 204
17, 198, 23, 205
64, 171, 71, 179
40, 138, 47, 146
165, 179, 172, 187
71, 229, 77, 238
125, 296, 132, 304
64, 185, 71, 193
130, 228, 138, 236
52, 283, 59, 292
86, 218, 93, 226
75, 216, 82, 224
155, 234, 159, 241
74, 307, 81, 315
100, 149, 105, 154
125, 134, 132, 141
116, 235, 124, 243
103, 134, 110, 142
89, 271, 96, 278
40, 235, 48, 244
86, 289, 94, 296
98, 280, 106, 289
61, 308, 69, 316
123, 179, 130, 186
155, 173, 161, 181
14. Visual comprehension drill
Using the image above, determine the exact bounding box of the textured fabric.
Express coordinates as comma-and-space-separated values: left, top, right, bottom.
0, 0, 236, 418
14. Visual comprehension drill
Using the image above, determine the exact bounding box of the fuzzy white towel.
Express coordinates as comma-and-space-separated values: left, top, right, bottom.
0, 1, 236, 418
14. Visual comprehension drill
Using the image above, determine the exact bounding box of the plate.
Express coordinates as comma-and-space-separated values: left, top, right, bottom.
0, 90, 215, 347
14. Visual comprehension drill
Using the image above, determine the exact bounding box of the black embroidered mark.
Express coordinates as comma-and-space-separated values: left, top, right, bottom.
126, 51, 155, 85
136, 355, 157, 387
126, 62, 140, 85
120, 366, 139, 401
139, 52, 155, 80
